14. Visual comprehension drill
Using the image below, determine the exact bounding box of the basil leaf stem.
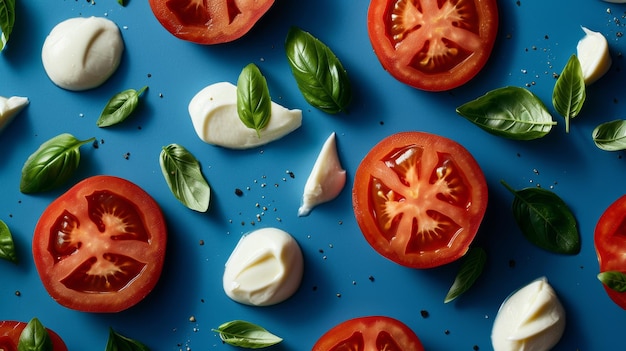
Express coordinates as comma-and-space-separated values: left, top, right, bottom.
552, 54, 586, 133
592, 119, 626, 151
17, 318, 53, 351
237, 63, 271, 138
0, 0, 15, 52
501, 180, 580, 255
444, 247, 486, 303
159, 144, 211, 212
212, 320, 282, 349
0, 220, 17, 263
285, 26, 352, 114
20, 133, 96, 194
97, 86, 148, 127
598, 271, 626, 293
456, 86, 556, 140
105, 328, 150, 351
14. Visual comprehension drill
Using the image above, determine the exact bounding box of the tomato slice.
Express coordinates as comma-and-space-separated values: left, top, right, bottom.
594, 194, 626, 309
0, 321, 68, 351
352, 132, 487, 268
312, 316, 424, 351
367, 0, 499, 91
148, 0, 275, 44
33, 175, 167, 313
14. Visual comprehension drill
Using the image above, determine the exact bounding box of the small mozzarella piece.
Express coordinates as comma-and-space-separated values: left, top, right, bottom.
491, 277, 566, 351
42, 17, 124, 91
297, 132, 346, 217
223, 227, 304, 306
576, 26, 612, 85
188, 82, 302, 149
0, 96, 29, 132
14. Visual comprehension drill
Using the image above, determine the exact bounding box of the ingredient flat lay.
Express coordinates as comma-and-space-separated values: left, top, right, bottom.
1, 0, 626, 350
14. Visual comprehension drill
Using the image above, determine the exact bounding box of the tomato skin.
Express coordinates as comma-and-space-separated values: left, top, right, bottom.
148, 0, 275, 44
367, 0, 499, 91
0, 321, 68, 351
352, 132, 488, 269
312, 316, 424, 351
594, 194, 626, 309
33, 175, 167, 313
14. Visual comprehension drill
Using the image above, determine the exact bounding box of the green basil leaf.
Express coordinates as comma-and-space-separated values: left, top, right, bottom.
552, 54, 586, 133
17, 318, 53, 351
598, 271, 626, 293
285, 26, 352, 114
0, 220, 17, 263
0, 0, 15, 52
212, 320, 282, 349
237, 63, 271, 138
592, 119, 626, 151
117, 0, 125, 6
159, 143, 211, 212
501, 180, 580, 255
444, 247, 486, 303
97, 86, 148, 127
456, 86, 556, 140
20, 133, 96, 194
105, 328, 150, 351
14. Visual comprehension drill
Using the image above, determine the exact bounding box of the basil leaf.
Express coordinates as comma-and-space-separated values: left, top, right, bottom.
285, 26, 352, 114
97, 86, 148, 127
212, 320, 282, 349
0, 0, 15, 52
592, 119, 626, 151
552, 54, 586, 133
0, 220, 17, 263
20, 133, 96, 194
444, 247, 486, 303
501, 180, 580, 255
105, 328, 150, 351
159, 143, 211, 212
598, 271, 626, 293
237, 63, 271, 137
117, 0, 125, 5
17, 318, 53, 351
456, 86, 556, 140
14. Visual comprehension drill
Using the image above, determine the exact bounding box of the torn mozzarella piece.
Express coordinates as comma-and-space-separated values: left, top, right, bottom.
298, 132, 346, 216
491, 277, 566, 351
188, 82, 302, 149
223, 227, 304, 306
0, 96, 29, 132
42, 17, 124, 91
577, 26, 611, 85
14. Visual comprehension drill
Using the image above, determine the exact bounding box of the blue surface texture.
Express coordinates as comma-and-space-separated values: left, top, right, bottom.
1, 0, 626, 350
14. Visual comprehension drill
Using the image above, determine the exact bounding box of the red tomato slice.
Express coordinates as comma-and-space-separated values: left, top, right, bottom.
33, 175, 167, 313
367, 0, 499, 91
312, 316, 424, 351
352, 132, 488, 269
0, 321, 68, 351
594, 194, 626, 309
148, 0, 275, 44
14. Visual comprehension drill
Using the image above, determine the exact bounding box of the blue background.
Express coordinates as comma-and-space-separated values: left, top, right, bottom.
1, 0, 625, 349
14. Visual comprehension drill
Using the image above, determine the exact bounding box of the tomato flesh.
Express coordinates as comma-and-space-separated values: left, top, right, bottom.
352, 132, 487, 268
594, 194, 626, 309
33, 175, 167, 313
368, 0, 499, 91
312, 316, 424, 351
0, 321, 68, 351
149, 0, 275, 44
